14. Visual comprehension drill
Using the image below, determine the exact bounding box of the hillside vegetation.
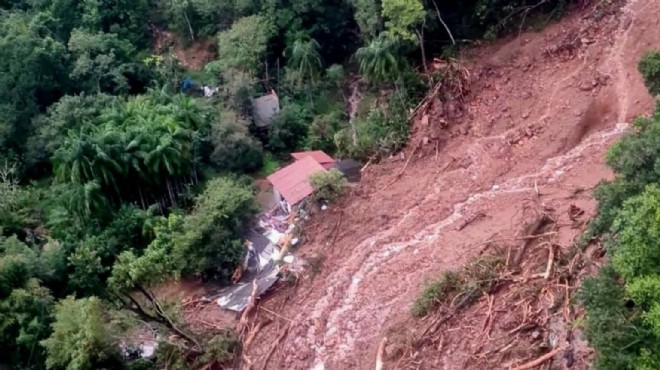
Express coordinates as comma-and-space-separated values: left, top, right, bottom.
0, 0, 587, 369
581, 51, 660, 370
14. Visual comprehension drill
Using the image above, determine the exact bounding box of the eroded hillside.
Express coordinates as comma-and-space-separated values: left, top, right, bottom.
245, 0, 660, 368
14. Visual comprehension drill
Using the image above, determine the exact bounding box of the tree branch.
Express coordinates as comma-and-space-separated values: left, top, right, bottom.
135, 284, 203, 352
432, 0, 456, 45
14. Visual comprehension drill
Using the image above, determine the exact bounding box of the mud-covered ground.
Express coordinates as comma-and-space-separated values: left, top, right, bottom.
200, 0, 660, 368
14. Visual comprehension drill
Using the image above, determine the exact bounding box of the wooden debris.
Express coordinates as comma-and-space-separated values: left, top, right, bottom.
510, 214, 553, 267
239, 281, 259, 337
375, 336, 388, 370
260, 324, 291, 370
511, 345, 566, 370
456, 212, 486, 231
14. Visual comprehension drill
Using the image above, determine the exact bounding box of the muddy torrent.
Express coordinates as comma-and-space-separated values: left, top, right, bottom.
250, 1, 660, 369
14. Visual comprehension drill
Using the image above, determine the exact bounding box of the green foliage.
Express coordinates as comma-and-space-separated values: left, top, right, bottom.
286, 37, 323, 88
610, 185, 660, 280
412, 253, 505, 317
309, 169, 347, 202
41, 296, 121, 370
176, 176, 256, 279
259, 153, 281, 176
381, 0, 425, 43
210, 111, 264, 172
268, 103, 311, 153
638, 50, 660, 95
0, 279, 54, 369
336, 84, 420, 159
580, 266, 651, 370
307, 111, 344, 153
216, 15, 275, 76
354, 36, 402, 84
350, 0, 381, 39
581, 53, 660, 370
67, 29, 139, 94
412, 271, 461, 317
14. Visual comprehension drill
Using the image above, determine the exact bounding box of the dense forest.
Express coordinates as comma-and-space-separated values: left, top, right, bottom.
0, 0, 577, 369
580, 51, 660, 370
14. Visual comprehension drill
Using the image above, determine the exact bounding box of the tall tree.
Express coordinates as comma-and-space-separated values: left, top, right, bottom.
354, 36, 402, 83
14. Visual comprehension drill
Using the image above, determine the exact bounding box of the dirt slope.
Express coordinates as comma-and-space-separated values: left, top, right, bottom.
247, 1, 660, 368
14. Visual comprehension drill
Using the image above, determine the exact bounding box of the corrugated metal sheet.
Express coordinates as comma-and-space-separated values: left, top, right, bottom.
267, 156, 327, 205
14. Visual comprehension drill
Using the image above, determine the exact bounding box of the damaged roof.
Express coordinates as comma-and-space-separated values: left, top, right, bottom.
267, 156, 327, 205
291, 150, 335, 165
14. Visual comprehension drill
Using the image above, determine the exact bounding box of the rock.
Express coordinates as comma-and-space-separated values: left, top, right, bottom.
422, 136, 429, 145
492, 184, 500, 191
460, 126, 469, 135
522, 111, 530, 119
579, 83, 593, 91
532, 330, 541, 339
421, 114, 430, 126
574, 109, 583, 117
525, 127, 534, 137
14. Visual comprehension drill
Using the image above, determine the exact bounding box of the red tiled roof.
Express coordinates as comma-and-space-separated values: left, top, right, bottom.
291, 150, 335, 165
267, 156, 327, 205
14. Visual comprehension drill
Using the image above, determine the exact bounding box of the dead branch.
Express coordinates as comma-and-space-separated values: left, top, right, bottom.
242, 320, 272, 369
380, 140, 421, 191
456, 212, 486, 231
481, 294, 495, 338
543, 243, 556, 279
375, 336, 388, 370
511, 215, 554, 267
417, 313, 455, 340
259, 324, 291, 370
512, 345, 566, 370
259, 306, 294, 322
431, 0, 456, 45
239, 281, 259, 337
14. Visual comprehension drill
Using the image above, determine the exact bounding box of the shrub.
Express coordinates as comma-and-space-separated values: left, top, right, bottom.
639, 50, 660, 96
210, 111, 263, 173
309, 169, 347, 203
268, 104, 311, 154
412, 271, 462, 317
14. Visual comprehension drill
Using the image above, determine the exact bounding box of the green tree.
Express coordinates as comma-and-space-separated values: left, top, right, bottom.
309, 169, 347, 202
268, 103, 311, 153
381, 0, 425, 43
354, 36, 402, 84
41, 296, 121, 370
67, 29, 138, 94
0, 13, 69, 150
350, 0, 381, 39
0, 279, 54, 369
287, 37, 323, 88
210, 111, 263, 172
639, 50, 660, 96
216, 15, 275, 76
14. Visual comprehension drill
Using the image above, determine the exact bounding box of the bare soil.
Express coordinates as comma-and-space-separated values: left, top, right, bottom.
152, 30, 215, 71
197, 0, 660, 368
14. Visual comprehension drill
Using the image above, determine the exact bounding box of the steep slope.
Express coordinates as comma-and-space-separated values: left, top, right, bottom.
247, 1, 660, 368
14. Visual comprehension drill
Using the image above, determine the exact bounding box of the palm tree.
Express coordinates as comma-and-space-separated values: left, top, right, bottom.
54, 129, 98, 185
288, 38, 323, 87
354, 36, 402, 84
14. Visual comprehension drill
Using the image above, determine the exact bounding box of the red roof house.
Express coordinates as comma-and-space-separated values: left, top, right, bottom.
267, 156, 327, 210
291, 151, 335, 170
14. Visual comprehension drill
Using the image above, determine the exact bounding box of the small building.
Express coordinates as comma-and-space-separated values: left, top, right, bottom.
252, 91, 280, 127
267, 156, 327, 213
291, 150, 336, 170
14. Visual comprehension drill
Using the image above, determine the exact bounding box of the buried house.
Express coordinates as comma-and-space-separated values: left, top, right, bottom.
267, 155, 327, 213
